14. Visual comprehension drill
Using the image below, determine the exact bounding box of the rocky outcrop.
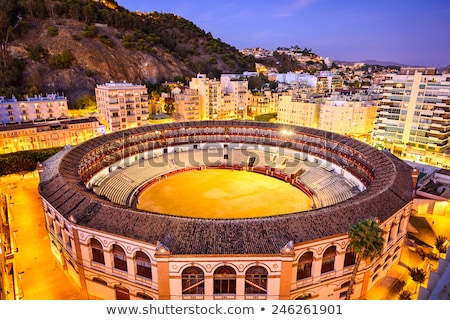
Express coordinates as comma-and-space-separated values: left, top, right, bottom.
9, 18, 195, 102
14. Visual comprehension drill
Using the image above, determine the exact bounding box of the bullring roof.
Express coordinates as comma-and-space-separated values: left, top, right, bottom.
38, 121, 414, 255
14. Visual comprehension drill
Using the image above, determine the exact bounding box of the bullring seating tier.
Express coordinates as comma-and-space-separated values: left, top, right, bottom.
91, 148, 359, 209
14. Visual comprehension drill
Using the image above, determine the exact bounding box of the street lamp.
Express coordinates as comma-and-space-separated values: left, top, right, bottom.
411, 167, 420, 197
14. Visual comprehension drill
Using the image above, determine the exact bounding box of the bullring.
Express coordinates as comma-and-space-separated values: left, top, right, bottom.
38, 120, 414, 300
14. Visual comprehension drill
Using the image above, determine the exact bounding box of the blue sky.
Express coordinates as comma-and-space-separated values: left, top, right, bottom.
115, 0, 450, 67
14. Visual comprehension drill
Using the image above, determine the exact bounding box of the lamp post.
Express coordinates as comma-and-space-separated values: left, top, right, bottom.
411, 167, 420, 197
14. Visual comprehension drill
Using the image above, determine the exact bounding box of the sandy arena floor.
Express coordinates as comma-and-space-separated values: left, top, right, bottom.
137, 169, 312, 219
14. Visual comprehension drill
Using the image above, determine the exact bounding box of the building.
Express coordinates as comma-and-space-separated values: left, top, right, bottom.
247, 89, 278, 117
0, 117, 105, 154
186, 74, 249, 120
277, 93, 320, 127
0, 94, 68, 124
220, 75, 248, 119
172, 88, 201, 121
373, 71, 450, 164
418, 247, 450, 300
95, 81, 149, 132
38, 121, 414, 300
318, 94, 379, 141
189, 74, 221, 120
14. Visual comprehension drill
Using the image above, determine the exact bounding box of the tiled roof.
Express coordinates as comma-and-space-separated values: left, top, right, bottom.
39, 121, 414, 255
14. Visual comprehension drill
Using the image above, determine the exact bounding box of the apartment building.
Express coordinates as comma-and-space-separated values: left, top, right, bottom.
0, 117, 105, 154
0, 94, 68, 124
189, 74, 221, 120
278, 91, 379, 142
95, 81, 149, 132
247, 89, 278, 116
373, 70, 450, 163
172, 88, 201, 121
186, 74, 249, 120
277, 92, 321, 127
221, 75, 248, 119
319, 95, 379, 140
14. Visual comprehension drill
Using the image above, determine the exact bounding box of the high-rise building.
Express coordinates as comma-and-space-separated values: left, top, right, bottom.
187, 74, 249, 120
95, 81, 149, 132
0, 94, 68, 124
189, 74, 221, 120
374, 71, 450, 163
221, 75, 248, 119
173, 88, 201, 121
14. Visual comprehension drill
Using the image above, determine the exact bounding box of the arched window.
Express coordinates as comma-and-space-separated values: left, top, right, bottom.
297, 252, 313, 280
344, 250, 356, 267
135, 251, 152, 279
115, 285, 130, 300
136, 292, 153, 300
214, 266, 236, 295
321, 246, 336, 274
245, 266, 268, 295
182, 267, 205, 295
90, 238, 104, 265
92, 277, 107, 286
113, 244, 127, 272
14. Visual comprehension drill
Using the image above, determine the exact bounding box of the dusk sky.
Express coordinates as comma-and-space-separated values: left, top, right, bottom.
115, 0, 450, 67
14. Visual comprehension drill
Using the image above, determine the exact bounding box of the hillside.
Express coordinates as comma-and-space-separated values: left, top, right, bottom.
9, 18, 191, 102
1, 0, 255, 103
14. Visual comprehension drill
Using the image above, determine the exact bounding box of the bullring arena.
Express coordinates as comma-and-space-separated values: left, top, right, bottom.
38, 120, 414, 300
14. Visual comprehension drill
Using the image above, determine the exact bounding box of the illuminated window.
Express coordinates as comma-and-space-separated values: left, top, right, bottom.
297, 252, 313, 280
182, 267, 204, 295
214, 266, 236, 295
113, 244, 127, 271
90, 238, 104, 265
135, 251, 152, 279
344, 250, 356, 267
245, 266, 268, 295
321, 246, 336, 274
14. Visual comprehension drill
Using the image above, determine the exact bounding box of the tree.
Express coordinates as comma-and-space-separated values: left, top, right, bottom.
434, 235, 448, 257
49, 49, 74, 69
409, 266, 426, 293
163, 99, 175, 115
345, 219, 384, 300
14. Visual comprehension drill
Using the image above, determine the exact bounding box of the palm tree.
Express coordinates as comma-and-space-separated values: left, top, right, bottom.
409, 266, 426, 293
434, 235, 448, 257
345, 218, 384, 300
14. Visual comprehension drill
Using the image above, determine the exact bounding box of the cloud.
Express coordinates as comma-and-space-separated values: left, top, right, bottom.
274, 0, 318, 17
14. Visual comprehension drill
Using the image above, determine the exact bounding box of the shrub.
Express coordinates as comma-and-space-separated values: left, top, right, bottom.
25, 44, 47, 61
47, 25, 59, 36
49, 49, 74, 69
0, 148, 63, 176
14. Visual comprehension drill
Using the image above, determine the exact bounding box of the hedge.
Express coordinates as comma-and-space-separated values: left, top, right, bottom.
0, 147, 63, 176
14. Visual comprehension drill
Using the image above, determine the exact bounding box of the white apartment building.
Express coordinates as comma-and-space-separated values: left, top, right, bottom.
173, 88, 201, 121
0, 94, 68, 124
373, 70, 450, 163
221, 74, 248, 119
187, 74, 249, 120
95, 81, 149, 132
319, 95, 378, 140
189, 74, 221, 120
